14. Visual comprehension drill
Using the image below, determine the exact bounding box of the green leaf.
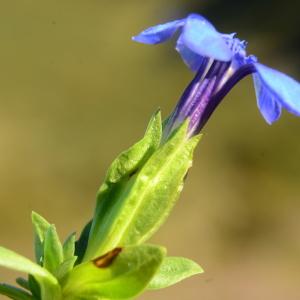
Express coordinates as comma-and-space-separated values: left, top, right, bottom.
43, 225, 64, 275
84, 120, 201, 259
74, 220, 92, 265
0, 246, 55, 282
55, 232, 77, 280
0, 246, 60, 300
15, 278, 30, 292
0, 284, 33, 300
105, 109, 162, 184
28, 275, 41, 300
84, 111, 162, 260
62, 244, 165, 300
63, 233, 76, 261
148, 256, 203, 290
56, 257, 78, 281
119, 125, 201, 246
31, 211, 51, 264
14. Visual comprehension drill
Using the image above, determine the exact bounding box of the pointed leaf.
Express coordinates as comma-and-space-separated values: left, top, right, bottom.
56, 257, 78, 281
85, 121, 201, 259
31, 212, 51, 242
148, 256, 203, 290
105, 110, 162, 183
0, 284, 33, 300
0, 246, 60, 300
15, 278, 30, 291
43, 225, 63, 275
119, 125, 201, 246
74, 220, 92, 265
0, 246, 55, 282
27, 275, 40, 300
55, 232, 77, 279
31, 211, 51, 264
63, 233, 76, 261
63, 244, 165, 300
85, 111, 162, 260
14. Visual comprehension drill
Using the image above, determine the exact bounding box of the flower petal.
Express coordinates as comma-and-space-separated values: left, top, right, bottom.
253, 73, 282, 124
175, 35, 206, 72
132, 19, 184, 44
254, 63, 300, 117
181, 14, 232, 62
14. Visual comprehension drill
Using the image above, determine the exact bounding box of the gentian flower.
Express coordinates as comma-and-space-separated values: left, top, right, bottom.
133, 14, 300, 137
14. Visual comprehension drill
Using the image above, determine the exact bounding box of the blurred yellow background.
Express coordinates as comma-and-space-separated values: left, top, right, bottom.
0, 1, 300, 299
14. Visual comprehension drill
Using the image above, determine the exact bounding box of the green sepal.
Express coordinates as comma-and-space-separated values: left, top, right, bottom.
15, 278, 30, 292
15, 278, 39, 300
0, 246, 60, 300
56, 257, 78, 281
84, 119, 201, 259
62, 244, 165, 300
148, 256, 203, 290
31, 211, 51, 264
43, 225, 64, 276
51, 232, 78, 281
84, 111, 162, 260
119, 123, 201, 246
74, 220, 92, 265
28, 275, 41, 300
0, 283, 33, 300
63, 233, 76, 261
105, 109, 162, 184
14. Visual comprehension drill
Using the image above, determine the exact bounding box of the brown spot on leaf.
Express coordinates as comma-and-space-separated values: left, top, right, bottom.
92, 247, 122, 268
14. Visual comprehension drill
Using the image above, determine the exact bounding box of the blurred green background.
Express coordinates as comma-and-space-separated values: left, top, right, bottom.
0, 1, 300, 299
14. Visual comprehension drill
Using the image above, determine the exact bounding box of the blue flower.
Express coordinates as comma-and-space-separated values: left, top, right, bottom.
133, 13, 300, 136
